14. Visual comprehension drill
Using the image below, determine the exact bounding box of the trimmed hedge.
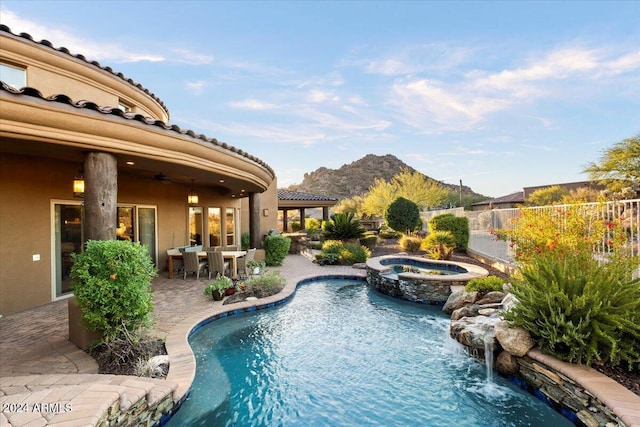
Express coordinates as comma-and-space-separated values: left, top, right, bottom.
264, 235, 291, 266
428, 214, 469, 252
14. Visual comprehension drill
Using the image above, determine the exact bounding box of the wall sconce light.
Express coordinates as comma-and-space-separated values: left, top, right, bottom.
263, 208, 269, 217
73, 170, 84, 198
187, 179, 199, 205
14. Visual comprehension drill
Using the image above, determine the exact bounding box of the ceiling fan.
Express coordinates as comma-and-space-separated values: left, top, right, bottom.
153, 173, 171, 184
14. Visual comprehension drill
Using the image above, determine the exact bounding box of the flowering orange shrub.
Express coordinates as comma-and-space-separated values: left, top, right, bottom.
493, 204, 633, 268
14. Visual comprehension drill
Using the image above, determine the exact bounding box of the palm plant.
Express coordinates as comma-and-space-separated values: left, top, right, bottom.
322, 212, 366, 241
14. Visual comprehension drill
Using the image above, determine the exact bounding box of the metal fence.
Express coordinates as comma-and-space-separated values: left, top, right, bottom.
422, 199, 640, 276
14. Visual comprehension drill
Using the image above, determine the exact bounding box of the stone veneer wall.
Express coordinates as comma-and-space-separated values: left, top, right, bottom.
366, 268, 461, 304
513, 354, 626, 427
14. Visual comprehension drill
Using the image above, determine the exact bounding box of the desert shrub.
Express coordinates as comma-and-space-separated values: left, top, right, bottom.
465, 276, 504, 294
319, 239, 370, 265
359, 235, 378, 250
246, 271, 286, 298
399, 234, 422, 253
323, 212, 366, 240
264, 235, 291, 266
71, 240, 157, 342
503, 251, 640, 368
241, 232, 250, 251
421, 230, 456, 260
290, 221, 301, 232
305, 218, 322, 235
315, 252, 339, 265
385, 197, 421, 234
306, 240, 323, 250
428, 214, 469, 252
378, 225, 401, 239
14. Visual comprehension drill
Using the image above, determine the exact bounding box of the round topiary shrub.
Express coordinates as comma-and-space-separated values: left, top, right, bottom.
385, 197, 420, 234
71, 240, 157, 341
264, 235, 291, 266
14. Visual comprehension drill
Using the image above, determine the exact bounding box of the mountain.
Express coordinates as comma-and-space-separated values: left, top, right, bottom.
285, 154, 487, 201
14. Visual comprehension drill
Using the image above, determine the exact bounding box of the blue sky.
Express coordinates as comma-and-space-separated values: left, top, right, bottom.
2, 1, 639, 198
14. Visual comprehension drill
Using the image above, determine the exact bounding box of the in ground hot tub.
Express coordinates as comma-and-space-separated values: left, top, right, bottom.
366, 255, 489, 305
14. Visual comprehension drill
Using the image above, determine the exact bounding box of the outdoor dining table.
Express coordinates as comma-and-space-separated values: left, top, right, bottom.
167, 250, 246, 279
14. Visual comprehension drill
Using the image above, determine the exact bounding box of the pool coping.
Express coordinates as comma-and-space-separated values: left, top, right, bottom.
163, 271, 640, 427
366, 254, 489, 281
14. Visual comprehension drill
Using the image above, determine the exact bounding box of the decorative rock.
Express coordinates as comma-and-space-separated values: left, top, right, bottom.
577, 409, 599, 427
478, 308, 499, 316
450, 315, 501, 350
495, 351, 519, 376
494, 321, 535, 357
475, 291, 506, 305
150, 355, 169, 366
443, 291, 478, 314
501, 293, 518, 312
451, 305, 479, 320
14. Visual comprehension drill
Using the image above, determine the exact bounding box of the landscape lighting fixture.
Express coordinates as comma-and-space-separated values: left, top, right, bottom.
73, 169, 84, 198
187, 179, 199, 205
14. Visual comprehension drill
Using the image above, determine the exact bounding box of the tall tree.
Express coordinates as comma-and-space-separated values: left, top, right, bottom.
583, 134, 640, 193
361, 169, 449, 217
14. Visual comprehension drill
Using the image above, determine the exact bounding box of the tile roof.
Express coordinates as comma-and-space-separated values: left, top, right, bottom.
1, 83, 275, 177
473, 191, 525, 206
0, 24, 169, 117
278, 189, 338, 202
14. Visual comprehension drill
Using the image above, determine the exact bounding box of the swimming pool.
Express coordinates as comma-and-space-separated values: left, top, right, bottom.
166, 278, 572, 427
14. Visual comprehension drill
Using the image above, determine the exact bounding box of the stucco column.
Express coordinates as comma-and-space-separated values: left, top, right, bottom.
282, 208, 288, 232
299, 208, 306, 231
83, 152, 117, 241
248, 192, 262, 249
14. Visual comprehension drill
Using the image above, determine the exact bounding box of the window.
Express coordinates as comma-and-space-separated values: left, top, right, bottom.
225, 208, 235, 245
208, 207, 222, 246
0, 62, 26, 89
189, 206, 203, 246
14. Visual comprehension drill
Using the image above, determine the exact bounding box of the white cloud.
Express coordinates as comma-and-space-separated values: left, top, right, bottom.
228, 99, 277, 110
185, 80, 209, 96
307, 89, 339, 103
1, 8, 215, 65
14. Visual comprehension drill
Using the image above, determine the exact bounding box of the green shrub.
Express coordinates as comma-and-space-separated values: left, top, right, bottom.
428, 214, 469, 252
306, 240, 323, 250
305, 218, 322, 235
71, 240, 157, 341
421, 230, 456, 260
503, 251, 640, 368
465, 276, 504, 293
399, 234, 422, 253
359, 235, 378, 250
246, 271, 286, 298
319, 239, 370, 265
241, 232, 250, 251
290, 221, 301, 232
385, 197, 421, 233
264, 235, 291, 266
378, 227, 400, 239
323, 212, 365, 240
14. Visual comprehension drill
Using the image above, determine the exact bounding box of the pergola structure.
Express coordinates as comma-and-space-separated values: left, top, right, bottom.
277, 189, 338, 232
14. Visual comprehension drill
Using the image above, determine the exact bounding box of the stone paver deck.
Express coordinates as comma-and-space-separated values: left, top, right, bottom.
1, 254, 639, 426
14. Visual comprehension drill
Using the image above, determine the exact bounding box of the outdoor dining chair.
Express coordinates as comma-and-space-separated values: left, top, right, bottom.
207, 250, 230, 280
183, 250, 207, 280
166, 248, 183, 276
236, 248, 256, 278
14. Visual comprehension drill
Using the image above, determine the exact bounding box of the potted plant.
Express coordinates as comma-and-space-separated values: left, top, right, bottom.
204, 274, 233, 301
246, 259, 266, 275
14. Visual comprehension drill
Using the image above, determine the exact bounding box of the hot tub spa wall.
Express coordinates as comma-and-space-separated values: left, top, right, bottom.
366, 269, 464, 304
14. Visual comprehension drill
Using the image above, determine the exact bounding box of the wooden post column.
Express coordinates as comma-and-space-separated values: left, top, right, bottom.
83, 152, 117, 241
323, 207, 330, 222
282, 208, 289, 232
299, 208, 306, 231
249, 192, 262, 249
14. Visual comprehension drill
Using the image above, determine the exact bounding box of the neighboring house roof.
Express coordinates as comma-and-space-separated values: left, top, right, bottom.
473, 191, 525, 206
277, 190, 338, 209
0, 24, 169, 117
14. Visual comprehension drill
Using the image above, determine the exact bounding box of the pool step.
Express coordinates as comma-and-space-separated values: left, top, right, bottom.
0, 374, 178, 426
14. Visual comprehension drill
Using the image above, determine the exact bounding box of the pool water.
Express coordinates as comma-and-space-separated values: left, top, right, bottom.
166, 279, 572, 427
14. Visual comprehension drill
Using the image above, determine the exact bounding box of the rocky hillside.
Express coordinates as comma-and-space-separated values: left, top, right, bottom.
286, 154, 486, 200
